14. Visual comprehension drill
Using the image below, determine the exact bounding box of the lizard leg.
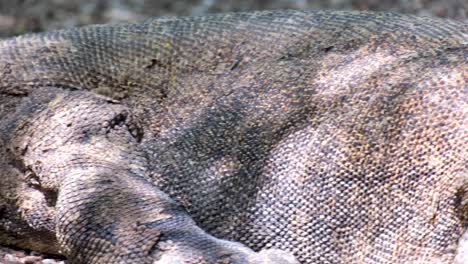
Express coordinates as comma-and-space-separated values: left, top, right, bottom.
7, 87, 298, 264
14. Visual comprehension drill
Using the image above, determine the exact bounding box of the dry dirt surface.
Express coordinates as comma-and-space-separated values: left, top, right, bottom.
0, 0, 466, 38
0, 245, 65, 264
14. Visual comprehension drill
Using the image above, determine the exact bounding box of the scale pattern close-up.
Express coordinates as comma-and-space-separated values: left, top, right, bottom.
0, 10, 466, 264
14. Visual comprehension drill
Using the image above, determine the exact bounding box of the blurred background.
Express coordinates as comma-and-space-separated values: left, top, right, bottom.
0, 0, 466, 38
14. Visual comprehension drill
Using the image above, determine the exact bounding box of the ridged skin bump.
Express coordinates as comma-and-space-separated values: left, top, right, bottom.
0, 10, 466, 263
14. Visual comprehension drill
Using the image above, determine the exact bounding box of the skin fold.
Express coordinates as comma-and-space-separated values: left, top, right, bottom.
0, 10, 466, 263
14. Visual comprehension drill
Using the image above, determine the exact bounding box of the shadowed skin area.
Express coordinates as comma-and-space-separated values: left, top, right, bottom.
0, 10, 466, 263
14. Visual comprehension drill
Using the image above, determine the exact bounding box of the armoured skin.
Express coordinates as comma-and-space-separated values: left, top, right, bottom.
0, 10, 466, 263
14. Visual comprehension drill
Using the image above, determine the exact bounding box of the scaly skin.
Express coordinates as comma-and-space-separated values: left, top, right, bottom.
0, 10, 466, 263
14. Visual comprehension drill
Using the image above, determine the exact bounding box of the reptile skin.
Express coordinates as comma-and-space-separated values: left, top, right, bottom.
0, 10, 466, 263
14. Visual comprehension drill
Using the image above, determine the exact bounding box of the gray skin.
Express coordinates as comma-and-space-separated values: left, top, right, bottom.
0, 10, 466, 264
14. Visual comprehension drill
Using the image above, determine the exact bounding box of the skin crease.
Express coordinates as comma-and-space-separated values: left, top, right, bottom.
0, 10, 466, 264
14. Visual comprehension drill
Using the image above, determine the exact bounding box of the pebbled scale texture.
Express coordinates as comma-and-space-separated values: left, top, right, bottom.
0, 10, 467, 263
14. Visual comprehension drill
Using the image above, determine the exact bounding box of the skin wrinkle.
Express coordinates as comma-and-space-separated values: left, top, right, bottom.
0, 10, 466, 264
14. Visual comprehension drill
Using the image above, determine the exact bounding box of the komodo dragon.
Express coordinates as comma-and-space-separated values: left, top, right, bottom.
0, 10, 466, 264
